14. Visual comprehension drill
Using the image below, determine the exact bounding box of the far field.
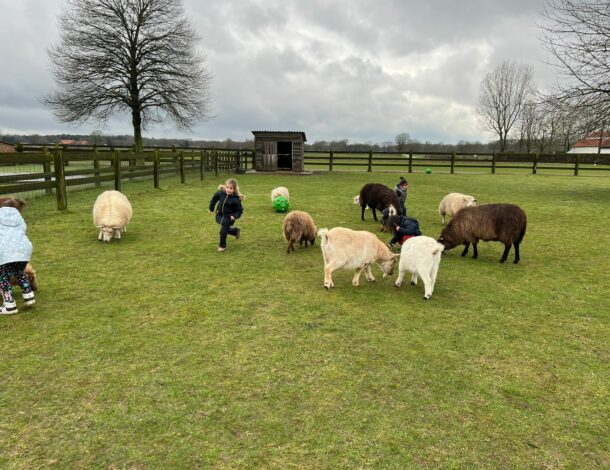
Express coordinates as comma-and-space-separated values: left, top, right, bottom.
0, 171, 608, 468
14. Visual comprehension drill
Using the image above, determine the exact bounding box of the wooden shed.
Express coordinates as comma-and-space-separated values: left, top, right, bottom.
252, 131, 306, 172
0, 141, 15, 153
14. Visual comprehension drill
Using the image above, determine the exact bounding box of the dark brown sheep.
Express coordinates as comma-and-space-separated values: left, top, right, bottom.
282, 210, 317, 254
359, 183, 402, 222
0, 197, 26, 213
437, 204, 527, 263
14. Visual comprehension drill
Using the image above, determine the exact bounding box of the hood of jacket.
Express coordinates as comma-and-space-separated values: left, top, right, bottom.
0, 207, 24, 227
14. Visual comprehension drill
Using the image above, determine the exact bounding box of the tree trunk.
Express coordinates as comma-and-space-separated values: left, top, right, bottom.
132, 107, 143, 152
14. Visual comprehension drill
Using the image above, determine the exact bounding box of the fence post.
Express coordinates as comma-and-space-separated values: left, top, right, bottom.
450, 152, 456, 174
93, 146, 101, 188
491, 152, 496, 174
214, 150, 219, 176
368, 149, 372, 172
574, 154, 579, 176
236, 150, 241, 173
532, 153, 539, 175
200, 150, 205, 180
114, 150, 122, 191
53, 148, 67, 210
42, 146, 53, 195
179, 151, 185, 183
408, 151, 413, 173
329, 149, 334, 172
153, 148, 160, 188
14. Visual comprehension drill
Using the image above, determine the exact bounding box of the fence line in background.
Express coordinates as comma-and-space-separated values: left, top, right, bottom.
0, 146, 251, 210
303, 150, 610, 175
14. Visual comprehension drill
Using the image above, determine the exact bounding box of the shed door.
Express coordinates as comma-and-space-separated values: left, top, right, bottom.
263, 141, 277, 171
277, 141, 293, 170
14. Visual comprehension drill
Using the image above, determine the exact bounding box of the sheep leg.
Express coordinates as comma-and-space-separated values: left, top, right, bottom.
411, 272, 418, 285
461, 243, 470, 257
513, 241, 520, 264
372, 208, 378, 221
352, 266, 365, 286
364, 264, 375, 282
323, 265, 335, 289
287, 241, 293, 254
499, 243, 511, 263
361, 205, 366, 221
441, 214, 445, 224
395, 268, 406, 287
98, 230, 103, 241
420, 273, 433, 300
472, 243, 478, 259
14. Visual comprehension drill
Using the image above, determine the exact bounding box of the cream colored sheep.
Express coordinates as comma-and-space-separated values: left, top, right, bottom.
271, 186, 290, 203
92, 190, 133, 242
438, 192, 477, 224
318, 227, 398, 288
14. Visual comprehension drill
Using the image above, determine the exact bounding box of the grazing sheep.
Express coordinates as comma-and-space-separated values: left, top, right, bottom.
0, 197, 26, 213
271, 186, 290, 203
92, 190, 133, 242
438, 193, 477, 224
394, 236, 444, 300
359, 183, 402, 222
283, 210, 317, 254
438, 204, 527, 263
318, 227, 399, 288
10, 262, 37, 291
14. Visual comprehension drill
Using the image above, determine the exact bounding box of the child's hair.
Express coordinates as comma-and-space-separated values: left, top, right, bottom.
0, 197, 26, 213
398, 176, 408, 186
223, 178, 246, 200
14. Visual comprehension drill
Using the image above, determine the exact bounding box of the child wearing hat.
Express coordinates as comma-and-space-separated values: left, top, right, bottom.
395, 177, 408, 216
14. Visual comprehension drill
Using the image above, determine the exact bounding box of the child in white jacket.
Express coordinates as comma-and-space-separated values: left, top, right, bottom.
0, 200, 35, 314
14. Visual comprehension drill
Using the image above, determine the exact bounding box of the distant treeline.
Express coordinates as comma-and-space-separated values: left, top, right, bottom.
0, 133, 565, 154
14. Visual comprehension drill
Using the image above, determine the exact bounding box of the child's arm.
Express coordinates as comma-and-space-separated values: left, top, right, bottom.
208, 191, 220, 212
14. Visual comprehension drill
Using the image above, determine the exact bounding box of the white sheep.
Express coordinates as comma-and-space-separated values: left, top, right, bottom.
318, 227, 398, 288
92, 190, 133, 242
438, 192, 477, 224
394, 236, 444, 300
271, 186, 290, 203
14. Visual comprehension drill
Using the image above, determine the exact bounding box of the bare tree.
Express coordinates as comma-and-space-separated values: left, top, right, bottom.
43, 0, 212, 151
395, 132, 411, 152
477, 61, 535, 152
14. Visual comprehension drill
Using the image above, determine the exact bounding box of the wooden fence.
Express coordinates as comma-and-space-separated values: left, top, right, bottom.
303, 150, 610, 175
0, 146, 251, 210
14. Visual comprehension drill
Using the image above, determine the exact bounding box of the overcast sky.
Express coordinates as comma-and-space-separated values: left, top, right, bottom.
0, 0, 557, 144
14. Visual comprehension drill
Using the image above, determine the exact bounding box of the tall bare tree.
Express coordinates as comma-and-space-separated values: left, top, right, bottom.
44, 0, 212, 151
395, 132, 411, 152
477, 61, 535, 152
538, 0, 610, 150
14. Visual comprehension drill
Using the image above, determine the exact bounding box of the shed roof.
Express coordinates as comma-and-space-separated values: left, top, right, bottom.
251, 131, 307, 142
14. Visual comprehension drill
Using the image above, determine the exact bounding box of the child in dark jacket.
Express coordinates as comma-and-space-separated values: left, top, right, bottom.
209, 178, 245, 252
384, 214, 422, 247
395, 176, 408, 216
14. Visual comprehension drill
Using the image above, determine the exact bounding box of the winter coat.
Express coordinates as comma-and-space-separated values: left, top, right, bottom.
395, 184, 408, 204
209, 189, 244, 225
0, 207, 33, 265
396, 216, 421, 236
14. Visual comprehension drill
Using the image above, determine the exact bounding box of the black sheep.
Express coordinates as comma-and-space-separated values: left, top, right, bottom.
359, 183, 402, 222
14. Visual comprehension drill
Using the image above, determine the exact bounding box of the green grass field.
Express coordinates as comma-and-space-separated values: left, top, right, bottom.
1, 171, 608, 468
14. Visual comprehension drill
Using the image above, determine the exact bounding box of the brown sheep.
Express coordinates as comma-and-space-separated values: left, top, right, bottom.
437, 204, 527, 263
282, 210, 317, 254
0, 197, 26, 213
358, 183, 402, 222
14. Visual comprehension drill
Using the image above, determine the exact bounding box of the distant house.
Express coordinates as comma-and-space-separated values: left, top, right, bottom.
568, 132, 610, 154
59, 139, 89, 145
0, 140, 15, 152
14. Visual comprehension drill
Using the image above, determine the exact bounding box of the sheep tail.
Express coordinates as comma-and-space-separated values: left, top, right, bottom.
516, 225, 527, 244
432, 243, 445, 255
317, 228, 329, 248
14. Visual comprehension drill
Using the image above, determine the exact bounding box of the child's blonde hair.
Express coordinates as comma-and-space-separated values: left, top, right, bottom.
221, 178, 245, 200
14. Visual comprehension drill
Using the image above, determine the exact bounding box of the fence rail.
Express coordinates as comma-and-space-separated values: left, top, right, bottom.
1, 146, 251, 209
303, 150, 610, 175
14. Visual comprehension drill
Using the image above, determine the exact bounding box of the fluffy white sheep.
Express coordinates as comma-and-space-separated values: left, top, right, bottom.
318, 227, 398, 288
92, 190, 133, 242
438, 192, 477, 224
394, 236, 444, 300
271, 186, 290, 203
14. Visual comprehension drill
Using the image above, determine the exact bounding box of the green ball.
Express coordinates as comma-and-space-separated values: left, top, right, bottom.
273, 195, 289, 212
425, 167, 432, 174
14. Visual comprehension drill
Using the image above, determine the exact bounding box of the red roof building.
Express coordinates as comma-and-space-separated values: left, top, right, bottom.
568, 132, 610, 153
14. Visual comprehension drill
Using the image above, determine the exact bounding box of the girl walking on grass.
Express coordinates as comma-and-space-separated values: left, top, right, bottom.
209, 178, 244, 252
0, 199, 35, 314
